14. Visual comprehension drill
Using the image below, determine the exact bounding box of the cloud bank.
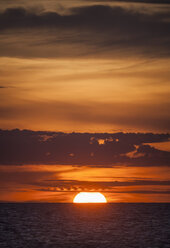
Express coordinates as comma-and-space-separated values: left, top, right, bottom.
0, 129, 169, 167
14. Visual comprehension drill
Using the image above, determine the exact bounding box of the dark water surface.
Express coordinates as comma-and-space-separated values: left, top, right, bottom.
0, 203, 169, 248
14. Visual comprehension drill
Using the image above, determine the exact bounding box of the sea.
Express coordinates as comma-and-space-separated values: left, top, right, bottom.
0, 203, 169, 248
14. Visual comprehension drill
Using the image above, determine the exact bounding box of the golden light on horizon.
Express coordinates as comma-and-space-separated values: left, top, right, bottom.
73, 192, 107, 203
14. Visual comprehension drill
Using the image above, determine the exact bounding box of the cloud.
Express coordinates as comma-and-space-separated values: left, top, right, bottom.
0, 4, 169, 58
0, 3, 169, 32
34, 179, 170, 194
86, 0, 170, 4
0, 129, 169, 166
44, 179, 170, 187
0, 86, 13, 89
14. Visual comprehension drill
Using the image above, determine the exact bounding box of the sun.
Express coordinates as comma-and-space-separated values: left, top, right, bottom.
73, 192, 107, 203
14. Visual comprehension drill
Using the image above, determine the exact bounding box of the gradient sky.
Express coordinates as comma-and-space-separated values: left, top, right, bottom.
0, 0, 170, 202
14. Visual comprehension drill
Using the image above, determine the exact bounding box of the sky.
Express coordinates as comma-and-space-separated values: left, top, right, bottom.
0, 0, 170, 202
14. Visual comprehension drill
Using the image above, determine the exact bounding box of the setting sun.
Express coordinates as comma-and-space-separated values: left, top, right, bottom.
73, 192, 107, 203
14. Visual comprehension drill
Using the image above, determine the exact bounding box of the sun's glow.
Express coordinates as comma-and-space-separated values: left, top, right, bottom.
73, 192, 107, 203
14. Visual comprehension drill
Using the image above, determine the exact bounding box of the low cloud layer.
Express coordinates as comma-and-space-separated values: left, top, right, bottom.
0, 129, 169, 167
41, 179, 170, 190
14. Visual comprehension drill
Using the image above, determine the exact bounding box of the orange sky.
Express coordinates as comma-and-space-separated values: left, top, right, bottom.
0, 56, 169, 133
0, 163, 170, 203
0, 0, 170, 202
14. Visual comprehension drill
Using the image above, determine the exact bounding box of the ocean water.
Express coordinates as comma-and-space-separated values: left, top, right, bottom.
0, 203, 169, 248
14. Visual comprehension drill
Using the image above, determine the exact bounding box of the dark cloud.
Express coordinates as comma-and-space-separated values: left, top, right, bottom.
0, 86, 13, 89
1, 5, 169, 34
86, 0, 170, 4
34, 179, 170, 194
0, 129, 169, 166
0, 5, 169, 58
38, 188, 170, 194
44, 179, 170, 187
